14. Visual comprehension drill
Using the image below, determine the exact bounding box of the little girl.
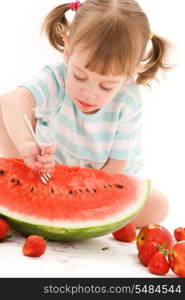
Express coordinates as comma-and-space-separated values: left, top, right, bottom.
0, 0, 172, 227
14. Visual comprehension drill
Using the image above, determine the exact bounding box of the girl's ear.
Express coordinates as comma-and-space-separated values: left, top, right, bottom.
63, 34, 70, 63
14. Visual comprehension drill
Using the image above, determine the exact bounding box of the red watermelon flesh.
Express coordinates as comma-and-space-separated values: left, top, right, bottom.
0, 158, 150, 241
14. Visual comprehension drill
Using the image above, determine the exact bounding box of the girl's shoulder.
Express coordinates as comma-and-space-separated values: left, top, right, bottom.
115, 81, 142, 112
45, 61, 67, 79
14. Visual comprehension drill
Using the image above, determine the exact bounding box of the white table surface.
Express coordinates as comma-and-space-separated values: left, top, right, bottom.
0, 225, 177, 278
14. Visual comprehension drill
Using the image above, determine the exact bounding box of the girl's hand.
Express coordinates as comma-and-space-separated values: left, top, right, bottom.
18, 141, 56, 173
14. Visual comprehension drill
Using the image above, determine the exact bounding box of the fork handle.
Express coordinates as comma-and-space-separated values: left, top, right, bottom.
23, 113, 41, 155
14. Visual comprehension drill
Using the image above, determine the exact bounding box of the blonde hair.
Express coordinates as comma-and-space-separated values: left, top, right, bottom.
41, 0, 172, 85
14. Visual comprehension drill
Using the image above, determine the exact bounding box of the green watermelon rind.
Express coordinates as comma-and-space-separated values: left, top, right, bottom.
0, 180, 150, 241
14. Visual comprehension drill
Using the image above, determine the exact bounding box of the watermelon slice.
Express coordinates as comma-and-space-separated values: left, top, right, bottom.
0, 158, 150, 241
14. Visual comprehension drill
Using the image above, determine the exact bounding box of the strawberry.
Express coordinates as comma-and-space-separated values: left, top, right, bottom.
174, 227, 185, 241
0, 218, 12, 241
148, 250, 169, 275
112, 222, 136, 242
23, 235, 46, 257
138, 241, 159, 266
168, 242, 185, 277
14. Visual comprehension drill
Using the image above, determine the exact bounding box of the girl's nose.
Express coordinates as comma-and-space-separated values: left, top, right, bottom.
80, 88, 97, 101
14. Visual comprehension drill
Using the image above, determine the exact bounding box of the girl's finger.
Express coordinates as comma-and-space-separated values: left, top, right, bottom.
43, 162, 55, 169
37, 155, 55, 164
40, 168, 52, 174
40, 164, 55, 173
45, 144, 56, 155
29, 161, 43, 170
40, 143, 56, 155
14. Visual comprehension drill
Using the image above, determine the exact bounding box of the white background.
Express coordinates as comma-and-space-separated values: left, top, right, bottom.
0, 0, 184, 278
0, 0, 184, 225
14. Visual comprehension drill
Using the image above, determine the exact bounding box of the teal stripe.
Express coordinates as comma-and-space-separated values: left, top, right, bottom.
54, 61, 67, 79
59, 69, 67, 81
39, 66, 65, 105
110, 145, 142, 160
117, 93, 142, 112
113, 92, 126, 103
64, 99, 120, 123
34, 78, 51, 107
50, 129, 110, 161
20, 65, 65, 110
54, 149, 67, 164
56, 113, 141, 141
77, 111, 119, 123
126, 112, 142, 123
56, 114, 116, 141
20, 84, 44, 106
35, 126, 50, 143
115, 127, 141, 140
43, 66, 60, 91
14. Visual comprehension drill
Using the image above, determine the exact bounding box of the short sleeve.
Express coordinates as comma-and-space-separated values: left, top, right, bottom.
18, 63, 66, 119
109, 88, 142, 161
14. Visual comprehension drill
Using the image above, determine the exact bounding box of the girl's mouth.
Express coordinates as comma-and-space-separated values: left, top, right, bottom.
76, 98, 94, 108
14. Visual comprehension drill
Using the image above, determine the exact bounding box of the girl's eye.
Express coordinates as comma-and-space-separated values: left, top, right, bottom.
74, 73, 113, 91
101, 86, 113, 92
74, 73, 86, 81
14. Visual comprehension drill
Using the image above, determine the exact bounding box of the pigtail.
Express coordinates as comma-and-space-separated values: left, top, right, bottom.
41, 4, 70, 52
137, 34, 173, 85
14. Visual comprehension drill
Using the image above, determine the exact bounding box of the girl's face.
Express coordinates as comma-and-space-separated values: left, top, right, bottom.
64, 47, 128, 114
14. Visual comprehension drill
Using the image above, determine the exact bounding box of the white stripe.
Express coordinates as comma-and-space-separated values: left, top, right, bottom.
111, 133, 141, 151
106, 99, 123, 112
51, 120, 112, 152
118, 118, 142, 132
60, 102, 118, 133
121, 105, 142, 122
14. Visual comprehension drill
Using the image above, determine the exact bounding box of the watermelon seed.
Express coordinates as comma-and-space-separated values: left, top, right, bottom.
30, 187, 34, 192
51, 187, 55, 194
115, 184, 124, 189
0, 170, 4, 175
68, 190, 77, 195
10, 178, 21, 186
103, 185, 112, 189
68, 188, 96, 194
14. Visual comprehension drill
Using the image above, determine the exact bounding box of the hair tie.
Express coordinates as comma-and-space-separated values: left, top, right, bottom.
150, 31, 154, 40
70, 1, 81, 11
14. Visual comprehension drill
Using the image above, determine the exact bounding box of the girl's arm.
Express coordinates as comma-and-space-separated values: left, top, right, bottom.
1, 87, 56, 172
101, 158, 127, 175
1, 87, 36, 149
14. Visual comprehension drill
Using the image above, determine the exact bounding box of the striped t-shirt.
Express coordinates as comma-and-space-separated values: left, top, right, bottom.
20, 61, 143, 174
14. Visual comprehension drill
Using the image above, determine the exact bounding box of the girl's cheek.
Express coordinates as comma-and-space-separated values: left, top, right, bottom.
66, 78, 76, 98
70, 85, 78, 100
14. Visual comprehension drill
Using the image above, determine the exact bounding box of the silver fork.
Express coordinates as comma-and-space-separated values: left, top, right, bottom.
23, 113, 51, 184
